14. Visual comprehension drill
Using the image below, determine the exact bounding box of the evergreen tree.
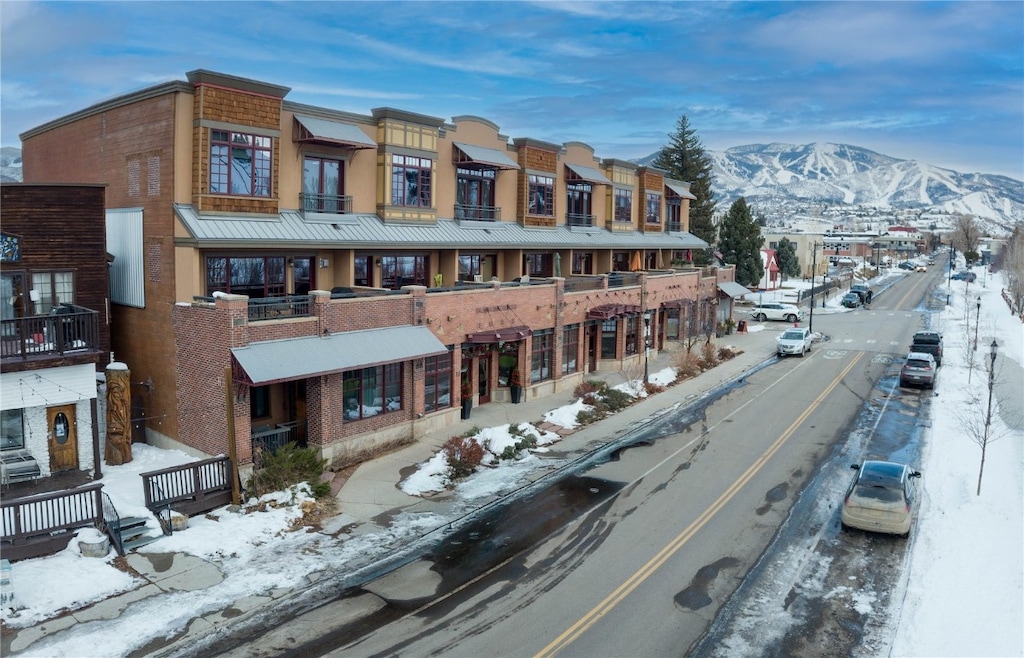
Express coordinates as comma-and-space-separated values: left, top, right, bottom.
775, 237, 801, 281
653, 115, 717, 265
718, 197, 763, 287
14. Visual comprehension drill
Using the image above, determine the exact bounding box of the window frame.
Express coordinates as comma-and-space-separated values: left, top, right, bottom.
391, 154, 433, 208
528, 174, 555, 217
562, 324, 579, 374
645, 191, 661, 225
303, 155, 345, 212
530, 329, 554, 383
205, 256, 287, 298
456, 167, 496, 219
572, 252, 593, 275
424, 351, 453, 413
1, 408, 25, 451
342, 363, 403, 422
31, 271, 74, 315
210, 129, 273, 198
614, 188, 633, 223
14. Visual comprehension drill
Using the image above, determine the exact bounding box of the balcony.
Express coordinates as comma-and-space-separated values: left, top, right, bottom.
566, 212, 596, 228
301, 192, 353, 215
1, 304, 101, 363
455, 204, 501, 222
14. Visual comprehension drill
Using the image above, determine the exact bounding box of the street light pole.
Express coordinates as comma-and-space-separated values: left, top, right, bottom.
974, 296, 981, 350
946, 243, 954, 306
809, 243, 817, 333
643, 312, 651, 384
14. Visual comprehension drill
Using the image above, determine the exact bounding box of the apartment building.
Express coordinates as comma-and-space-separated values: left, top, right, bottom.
20, 70, 743, 473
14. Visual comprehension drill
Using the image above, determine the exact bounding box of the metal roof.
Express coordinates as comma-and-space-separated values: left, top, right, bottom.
665, 182, 697, 200
565, 163, 612, 185
453, 143, 520, 170
232, 325, 447, 386
293, 114, 376, 149
174, 204, 708, 250
717, 281, 751, 298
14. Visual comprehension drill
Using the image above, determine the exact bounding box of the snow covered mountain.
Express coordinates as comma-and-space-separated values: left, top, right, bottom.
705, 143, 1023, 234
1, 147, 23, 183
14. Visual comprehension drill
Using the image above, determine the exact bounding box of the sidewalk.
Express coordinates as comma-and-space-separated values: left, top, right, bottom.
2, 325, 783, 658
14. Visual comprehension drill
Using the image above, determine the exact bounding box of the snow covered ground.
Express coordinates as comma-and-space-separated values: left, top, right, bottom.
2, 264, 1021, 657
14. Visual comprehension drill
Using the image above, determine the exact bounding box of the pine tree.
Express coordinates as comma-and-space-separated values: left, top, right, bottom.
718, 198, 763, 288
653, 115, 717, 265
775, 237, 801, 282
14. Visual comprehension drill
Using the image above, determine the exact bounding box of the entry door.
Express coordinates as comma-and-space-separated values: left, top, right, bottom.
587, 326, 598, 373
477, 354, 491, 404
48, 404, 78, 472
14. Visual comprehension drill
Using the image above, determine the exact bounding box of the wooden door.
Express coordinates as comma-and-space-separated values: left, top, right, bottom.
477, 353, 491, 404
48, 404, 78, 472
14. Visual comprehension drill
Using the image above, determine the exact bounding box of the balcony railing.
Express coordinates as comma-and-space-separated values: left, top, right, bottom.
455, 204, 501, 222
1, 305, 100, 361
566, 212, 596, 228
247, 296, 313, 322
666, 221, 683, 232
301, 192, 353, 215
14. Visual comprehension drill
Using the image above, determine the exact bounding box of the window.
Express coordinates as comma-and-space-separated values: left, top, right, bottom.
612, 252, 631, 272
664, 308, 680, 340
572, 252, 593, 275
645, 192, 661, 225
250, 386, 271, 420
601, 319, 617, 358
562, 325, 579, 374
625, 315, 640, 355
210, 130, 272, 197
528, 174, 554, 216
2, 273, 27, 325
1, 408, 24, 450
31, 271, 74, 314
303, 156, 344, 212
424, 351, 453, 413
391, 155, 432, 207
206, 256, 286, 298
526, 253, 552, 277
380, 255, 429, 289
566, 182, 593, 226
666, 195, 682, 231
343, 363, 403, 421
531, 329, 553, 383
614, 188, 632, 223
456, 167, 496, 220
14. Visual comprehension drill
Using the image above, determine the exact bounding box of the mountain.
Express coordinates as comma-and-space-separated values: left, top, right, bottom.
1, 147, 23, 183
642, 142, 1023, 235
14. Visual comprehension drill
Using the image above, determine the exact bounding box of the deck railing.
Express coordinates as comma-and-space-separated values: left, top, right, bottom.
141, 456, 233, 518
1, 483, 104, 561
0, 305, 100, 361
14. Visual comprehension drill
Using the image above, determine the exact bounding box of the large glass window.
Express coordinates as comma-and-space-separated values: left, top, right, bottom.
391, 155, 432, 207
614, 188, 632, 223
645, 192, 661, 225
666, 194, 682, 231
206, 256, 286, 298
572, 252, 593, 275
566, 182, 593, 225
562, 325, 579, 374
1, 408, 25, 450
531, 329, 553, 383
601, 319, 617, 358
343, 363, 403, 422
210, 130, 272, 197
31, 271, 74, 314
456, 167, 496, 220
380, 255, 429, 289
424, 351, 453, 413
528, 174, 554, 216
2, 273, 26, 325
526, 253, 552, 277
303, 157, 344, 212
250, 386, 271, 420
664, 308, 680, 340
625, 315, 640, 355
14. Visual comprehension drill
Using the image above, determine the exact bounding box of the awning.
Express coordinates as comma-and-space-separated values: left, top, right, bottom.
717, 282, 751, 298
232, 325, 446, 386
293, 114, 377, 149
465, 325, 532, 343
453, 143, 520, 170
665, 182, 697, 200
566, 163, 612, 185
586, 304, 643, 320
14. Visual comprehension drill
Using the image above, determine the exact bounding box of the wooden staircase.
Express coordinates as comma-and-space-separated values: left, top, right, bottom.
106, 516, 160, 553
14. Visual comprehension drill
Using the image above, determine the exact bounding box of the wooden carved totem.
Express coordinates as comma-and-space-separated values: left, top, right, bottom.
105, 362, 133, 465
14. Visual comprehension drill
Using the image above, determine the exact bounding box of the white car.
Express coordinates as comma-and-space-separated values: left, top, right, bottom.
776, 326, 812, 357
841, 461, 922, 536
749, 303, 804, 323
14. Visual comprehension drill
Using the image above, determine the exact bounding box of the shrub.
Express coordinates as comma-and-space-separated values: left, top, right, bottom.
574, 379, 604, 399
643, 381, 665, 395
717, 346, 736, 360
246, 442, 331, 499
675, 351, 702, 380
443, 435, 485, 481
697, 342, 720, 369
602, 387, 634, 412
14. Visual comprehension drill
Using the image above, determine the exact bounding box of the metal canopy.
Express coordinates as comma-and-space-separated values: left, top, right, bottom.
232, 325, 446, 386
566, 163, 612, 185
717, 281, 751, 298
293, 114, 377, 149
665, 182, 697, 200
465, 325, 533, 344
453, 143, 520, 170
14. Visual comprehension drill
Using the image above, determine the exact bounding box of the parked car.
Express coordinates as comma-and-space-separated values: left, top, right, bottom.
900, 351, 938, 389
840, 292, 862, 308
850, 283, 873, 304
749, 303, 803, 323
951, 271, 977, 282
841, 460, 922, 536
927, 259, 935, 266
777, 326, 813, 357
898, 261, 916, 270
911, 330, 943, 366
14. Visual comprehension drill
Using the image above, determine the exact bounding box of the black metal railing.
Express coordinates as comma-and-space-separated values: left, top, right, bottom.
607, 272, 642, 288
455, 204, 501, 221
0, 305, 100, 361
301, 192, 353, 214
248, 295, 313, 322
566, 212, 596, 227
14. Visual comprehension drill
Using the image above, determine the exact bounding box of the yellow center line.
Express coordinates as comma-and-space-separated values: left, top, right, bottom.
535, 353, 864, 658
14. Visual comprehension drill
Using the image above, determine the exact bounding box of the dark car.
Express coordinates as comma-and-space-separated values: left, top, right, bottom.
900, 352, 938, 389
911, 330, 943, 366
850, 283, 873, 304
841, 292, 861, 308
951, 271, 977, 282
898, 261, 916, 270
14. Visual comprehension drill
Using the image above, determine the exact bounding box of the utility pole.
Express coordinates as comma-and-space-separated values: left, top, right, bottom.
809, 243, 817, 334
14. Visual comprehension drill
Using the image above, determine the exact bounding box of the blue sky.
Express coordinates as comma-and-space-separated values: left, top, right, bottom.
2, 1, 1022, 179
